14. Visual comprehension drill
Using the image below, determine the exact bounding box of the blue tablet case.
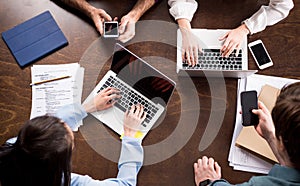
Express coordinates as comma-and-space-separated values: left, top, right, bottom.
1, 11, 68, 68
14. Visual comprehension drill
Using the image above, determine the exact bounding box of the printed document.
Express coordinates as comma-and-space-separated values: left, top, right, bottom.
30, 63, 84, 131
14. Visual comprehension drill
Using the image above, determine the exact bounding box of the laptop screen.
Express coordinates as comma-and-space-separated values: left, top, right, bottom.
111, 44, 175, 106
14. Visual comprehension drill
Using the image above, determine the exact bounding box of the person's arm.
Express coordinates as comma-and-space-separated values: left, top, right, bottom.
55, 87, 120, 131
168, 0, 199, 66
70, 137, 143, 186
70, 105, 145, 186
124, 0, 156, 23
192, 156, 258, 186
54, 103, 88, 131
168, 0, 198, 22
82, 87, 120, 113
58, 0, 112, 35
252, 101, 291, 166
219, 0, 294, 57
118, 0, 156, 43
243, 0, 294, 35
59, 0, 93, 15
194, 156, 222, 186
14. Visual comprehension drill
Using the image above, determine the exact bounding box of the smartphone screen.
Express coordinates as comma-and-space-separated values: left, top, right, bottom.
241, 91, 259, 126
104, 22, 118, 37
250, 43, 271, 66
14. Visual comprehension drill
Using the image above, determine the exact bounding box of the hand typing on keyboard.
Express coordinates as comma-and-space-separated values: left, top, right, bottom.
219, 24, 250, 57
179, 25, 202, 67
98, 75, 159, 128
182, 49, 243, 70
123, 104, 147, 138
83, 87, 121, 113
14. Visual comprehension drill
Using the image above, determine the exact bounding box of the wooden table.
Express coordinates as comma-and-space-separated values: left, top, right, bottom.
0, 0, 299, 185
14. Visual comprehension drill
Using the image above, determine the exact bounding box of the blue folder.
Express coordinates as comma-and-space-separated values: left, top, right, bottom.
2, 11, 68, 68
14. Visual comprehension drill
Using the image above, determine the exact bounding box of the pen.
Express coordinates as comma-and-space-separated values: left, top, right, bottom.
30, 75, 71, 86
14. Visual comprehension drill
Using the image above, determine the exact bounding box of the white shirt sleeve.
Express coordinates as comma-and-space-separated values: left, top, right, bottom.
168, 0, 198, 22
243, 0, 294, 34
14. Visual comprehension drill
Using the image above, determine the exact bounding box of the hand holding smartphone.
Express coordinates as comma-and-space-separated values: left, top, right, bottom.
103, 21, 119, 38
248, 40, 273, 70
241, 90, 259, 126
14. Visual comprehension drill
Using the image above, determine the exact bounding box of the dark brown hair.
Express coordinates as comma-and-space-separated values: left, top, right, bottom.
272, 82, 300, 169
0, 115, 73, 186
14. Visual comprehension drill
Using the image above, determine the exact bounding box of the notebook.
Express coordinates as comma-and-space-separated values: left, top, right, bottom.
176, 29, 257, 78
83, 43, 176, 139
1, 11, 68, 68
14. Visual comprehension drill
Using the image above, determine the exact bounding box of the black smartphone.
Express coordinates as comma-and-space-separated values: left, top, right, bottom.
248, 40, 273, 70
240, 90, 259, 126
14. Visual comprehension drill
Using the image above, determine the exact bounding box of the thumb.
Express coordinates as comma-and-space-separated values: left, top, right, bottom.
94, 17, 104, 35
252, 109, 265, 121
119, 19, 128, 34
215, 162, 221, 177
252, 109, 263, 118
252, 109, 259, 115
100, 11, 112, 21
193, 163, 199, 174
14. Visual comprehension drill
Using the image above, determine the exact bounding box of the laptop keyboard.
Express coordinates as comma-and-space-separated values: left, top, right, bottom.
182, 49, 243, 70
98, 75, 159, 127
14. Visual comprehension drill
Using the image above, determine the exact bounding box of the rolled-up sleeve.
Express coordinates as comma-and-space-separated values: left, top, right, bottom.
243, 0, 294, 34
70, 137, 143, 186
168, 0, 198, 22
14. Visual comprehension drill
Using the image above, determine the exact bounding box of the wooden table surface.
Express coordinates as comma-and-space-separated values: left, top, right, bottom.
0, 0, 299, 185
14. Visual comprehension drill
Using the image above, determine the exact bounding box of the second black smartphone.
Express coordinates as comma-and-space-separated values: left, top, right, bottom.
241, 90, 259, 126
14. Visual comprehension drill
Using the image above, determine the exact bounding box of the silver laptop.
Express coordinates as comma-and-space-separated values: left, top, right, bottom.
83, 43, 176, 139
176, 29, 257, 78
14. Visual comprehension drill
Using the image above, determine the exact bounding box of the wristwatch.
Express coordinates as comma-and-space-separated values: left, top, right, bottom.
199, 179, 211, 186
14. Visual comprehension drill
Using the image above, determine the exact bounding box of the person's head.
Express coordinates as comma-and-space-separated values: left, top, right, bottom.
272, 82, 300, 169
0, 115, 74, 186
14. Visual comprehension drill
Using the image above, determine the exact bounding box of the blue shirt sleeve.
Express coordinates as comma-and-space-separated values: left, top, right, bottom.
70, 136, 143, 186
54, 103, 87, 131
211, 179, 232, 186
5, 104, 87, 143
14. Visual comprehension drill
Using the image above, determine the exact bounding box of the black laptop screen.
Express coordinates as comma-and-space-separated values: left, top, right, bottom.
111, 46, 175, 105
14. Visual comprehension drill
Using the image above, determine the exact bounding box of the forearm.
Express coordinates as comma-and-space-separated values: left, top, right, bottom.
82, 101, 97, 113
266, 134, 285, 165
59, 0, 96, 18
127, 0, 156, 22
117, 137, 143, 185
236, 23, 250, 36
243, 0, 294, 34
177, 18, 192, 30
55, 103, 87, 131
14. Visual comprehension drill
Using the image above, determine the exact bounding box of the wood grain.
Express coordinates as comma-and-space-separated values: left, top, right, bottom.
0, 0, 299, 185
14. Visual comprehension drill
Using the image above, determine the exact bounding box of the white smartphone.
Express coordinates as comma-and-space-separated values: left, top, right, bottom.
248, 40, 273, 70
103, 21, 119, 38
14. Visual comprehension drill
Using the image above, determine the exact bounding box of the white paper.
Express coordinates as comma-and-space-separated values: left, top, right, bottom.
30, 63, 84, 131
228, 74, 299, 174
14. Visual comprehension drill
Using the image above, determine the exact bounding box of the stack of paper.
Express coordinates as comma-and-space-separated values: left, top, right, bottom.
228, 74, 299, 174
30, 63, 84, 131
